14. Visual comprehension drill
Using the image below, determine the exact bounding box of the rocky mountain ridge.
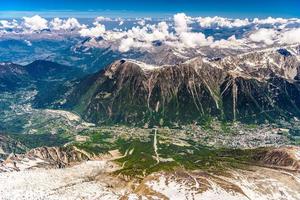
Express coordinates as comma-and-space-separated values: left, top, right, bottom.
63, 45, 300, 126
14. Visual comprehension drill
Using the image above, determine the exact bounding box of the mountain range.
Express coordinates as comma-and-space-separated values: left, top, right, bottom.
0, 41, 300, 200
49, 45, 300, 127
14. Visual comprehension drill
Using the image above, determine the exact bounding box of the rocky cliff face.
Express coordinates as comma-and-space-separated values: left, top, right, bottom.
254, 146, 300, 171
65, 45, 300, 126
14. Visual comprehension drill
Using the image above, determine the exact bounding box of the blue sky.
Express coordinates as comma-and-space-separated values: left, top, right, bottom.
1, 0, 300, 18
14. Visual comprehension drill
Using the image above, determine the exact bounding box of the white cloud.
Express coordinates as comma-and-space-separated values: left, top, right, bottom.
211, 35, 244, 48
22, 15, 48, 31
180, 32, 213, 48
173, 13, 212, 48
155, 22, 170, 40
137, 19, 146, 26
80, 13, 217, 51
231, 18, 250, 27
248, 27, 300, 45
280, 28, 300, 44
1, 16, 85, 33
24, 40, 32, 46
198, 17, 250, 28
119, 37, 153, 52
79, 24, 106, 38
0, 19, 19, 29
119, 38, 135, 52
197, 16, 300, 29
174, 13, 190, 34
94, 16, 112, 23
6, 13, 292, 52
50, 18, 84, 30
253, 17, 288, 25
116, 22, 171, 52
97, 16, 112, 21
249, 28, 277, 45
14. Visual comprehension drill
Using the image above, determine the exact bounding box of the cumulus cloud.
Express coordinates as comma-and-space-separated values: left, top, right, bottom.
4, 13, 298, 52
78, 20, 172, 52
248, 27, 300, 46
79, 24, 106, 37
196, 16, 300, 29
280, 28, 300, 44
0, 16, 85, 33
119, 38, 134, 52
94, 16, 112, 23
179, 32, 213, 48
198, 17, 250, 28
93, 16, 114, 26
23, 15, 48, 31
116, 22, 172, 52
210, 35, 244, 48
174, 13, 190, 34
0, 19, 19, 29
79, 13, 223, 52
50, 18, 85, 30
249, 28, 278, 45
137, 19, 146, 26
173, 13, 213, 48
231, 18, 250, 27
253, 17, 288, 25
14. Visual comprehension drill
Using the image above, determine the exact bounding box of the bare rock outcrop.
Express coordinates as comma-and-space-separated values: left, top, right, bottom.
0, 146, 90, 172
254, 146, 300, 171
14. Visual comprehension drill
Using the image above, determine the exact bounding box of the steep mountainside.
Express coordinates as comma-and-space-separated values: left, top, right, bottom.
0, 63, 30, 91
25, 60, 83, 80
65, 45, 300, 126
0, 60, 85, 109
0, 60, 83, 91
25, 60, 85, 107
0, 134, 27, 160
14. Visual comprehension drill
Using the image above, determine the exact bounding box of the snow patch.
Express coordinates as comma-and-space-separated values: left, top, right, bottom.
146, 175, 247, 200
125, 59, 161, 71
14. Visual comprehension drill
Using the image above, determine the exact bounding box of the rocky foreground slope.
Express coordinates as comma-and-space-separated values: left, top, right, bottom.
63, 45, 300, 126
0, 146, 91, 172
0, 145, 299, 200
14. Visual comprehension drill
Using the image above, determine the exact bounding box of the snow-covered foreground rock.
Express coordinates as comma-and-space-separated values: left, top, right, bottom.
0, 146, 300, 200
0, 161, 120, 200
143, 168, 300, 200
1, 160, 300, 200
0, 160, 122, 200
